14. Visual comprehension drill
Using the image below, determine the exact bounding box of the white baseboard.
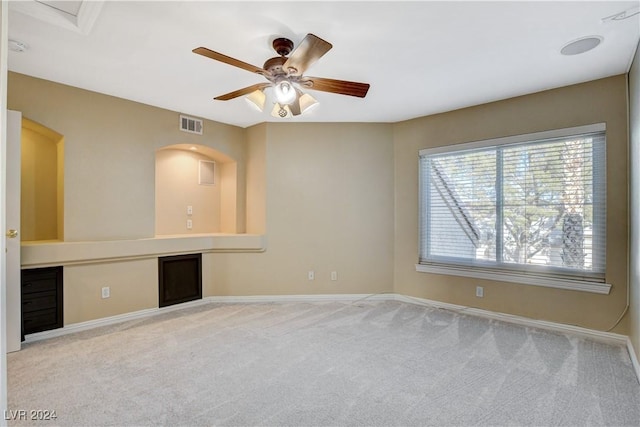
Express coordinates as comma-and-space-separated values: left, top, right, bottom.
207, 293, 394, 304
23, 298, 214, 343
23, 294, 390, 343
628, 338, 640, 384
23, 292, 639, 384
393, 293, 629, 346
20, 292, 640, 393
24, 292, 630, 355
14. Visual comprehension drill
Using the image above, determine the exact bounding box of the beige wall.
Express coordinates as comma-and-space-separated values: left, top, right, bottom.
155, 148, 221, 235
8, 71, 634, 336
9, 72, 248, 323
210, 122, 395, 297
394, 75, 629, 333
629, 41, 639, 360
219, 162, 238, 233
8, 72, 246, 241
63, 259, 158, 324
20, 125, 59, 241
8, 72, 395, 322
245, 124, 267, 234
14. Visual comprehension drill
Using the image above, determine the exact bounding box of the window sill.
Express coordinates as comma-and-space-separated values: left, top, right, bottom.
415, 264, 611, 294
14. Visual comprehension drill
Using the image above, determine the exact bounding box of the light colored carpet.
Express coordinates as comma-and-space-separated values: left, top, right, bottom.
7, 300, 640, 426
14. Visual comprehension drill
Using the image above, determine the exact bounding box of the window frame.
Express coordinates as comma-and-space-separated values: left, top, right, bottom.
416, 123, 610, 295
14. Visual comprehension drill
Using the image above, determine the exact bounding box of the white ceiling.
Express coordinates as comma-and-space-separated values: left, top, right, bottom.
7, 1, 640, 128
35, 1, 83, 17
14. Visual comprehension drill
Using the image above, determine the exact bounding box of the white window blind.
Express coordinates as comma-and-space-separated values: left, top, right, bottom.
419, 125, 606, 284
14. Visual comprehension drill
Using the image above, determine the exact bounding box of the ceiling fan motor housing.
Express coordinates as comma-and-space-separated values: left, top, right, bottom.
263, 56, 287, 76
272, 37, 294, 56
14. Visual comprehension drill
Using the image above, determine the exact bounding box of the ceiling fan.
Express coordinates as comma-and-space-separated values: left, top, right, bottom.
193, 33, 370, 118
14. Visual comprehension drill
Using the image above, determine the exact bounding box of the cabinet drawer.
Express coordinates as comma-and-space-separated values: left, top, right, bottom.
21, 277, 58, 294
22, 291, 57, 313
21, 266, 63, 338
23, 308, 59, 334
21, 268, 57, 282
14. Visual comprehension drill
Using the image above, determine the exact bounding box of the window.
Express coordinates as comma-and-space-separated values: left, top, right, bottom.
417, 124, 608, 293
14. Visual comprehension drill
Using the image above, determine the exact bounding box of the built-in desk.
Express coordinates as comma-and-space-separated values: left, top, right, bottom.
21, 234, 266, 268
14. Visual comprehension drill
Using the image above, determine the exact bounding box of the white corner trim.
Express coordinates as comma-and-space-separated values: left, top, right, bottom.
415, 264, 611, 295
393, 293, 628, 346
628, 338, 640, 384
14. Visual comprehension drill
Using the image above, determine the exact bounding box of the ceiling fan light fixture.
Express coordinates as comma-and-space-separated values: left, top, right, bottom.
298, 92, 319, 114
245, 89, 266, 111
194, 33, 370, 119
274, 79, 297, 105
271, 103, 293, 119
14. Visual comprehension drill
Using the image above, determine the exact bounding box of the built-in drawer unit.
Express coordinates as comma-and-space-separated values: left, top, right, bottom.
158, 253, 202, 308
21, 266, 63, 338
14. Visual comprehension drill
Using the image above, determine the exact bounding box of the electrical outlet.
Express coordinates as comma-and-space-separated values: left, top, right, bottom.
308, 271, 315, 280
476, 286, 484, 298
101, 286, 110, 299
331, 271, 338, 281
186, 219, 193, 229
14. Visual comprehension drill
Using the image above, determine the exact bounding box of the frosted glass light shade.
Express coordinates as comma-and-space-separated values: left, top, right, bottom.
274, 80, 297, 105
245, 89, 266, 111
298, 93, 318, 113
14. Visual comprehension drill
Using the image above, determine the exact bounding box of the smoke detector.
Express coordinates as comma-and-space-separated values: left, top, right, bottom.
8, 39, 28, 53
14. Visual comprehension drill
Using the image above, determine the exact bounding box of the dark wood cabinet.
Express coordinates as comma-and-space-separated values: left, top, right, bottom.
158, 253, 202, 308
21, 266, 63, 338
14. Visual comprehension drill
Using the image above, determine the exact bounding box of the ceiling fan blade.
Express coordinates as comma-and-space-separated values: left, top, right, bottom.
283, 34, 332, 76
301, 77, 370, 98
214, 83, 271, 101
193, 47, 265, 75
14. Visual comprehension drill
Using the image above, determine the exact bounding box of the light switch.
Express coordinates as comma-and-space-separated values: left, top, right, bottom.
187, 205, 193, 215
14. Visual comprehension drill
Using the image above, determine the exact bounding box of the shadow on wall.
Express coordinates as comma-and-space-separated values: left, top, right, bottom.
155, 144, 239, 235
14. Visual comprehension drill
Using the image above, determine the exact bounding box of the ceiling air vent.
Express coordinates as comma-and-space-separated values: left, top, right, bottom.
180, 115, 203, 135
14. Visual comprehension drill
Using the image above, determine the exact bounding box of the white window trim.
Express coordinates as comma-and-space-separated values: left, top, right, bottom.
417, 122, 609, 294
415, 263, 611, 294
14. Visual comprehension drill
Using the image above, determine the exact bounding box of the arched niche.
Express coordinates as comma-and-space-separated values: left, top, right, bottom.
21, 118, 65, 242
155, 144, 239, 235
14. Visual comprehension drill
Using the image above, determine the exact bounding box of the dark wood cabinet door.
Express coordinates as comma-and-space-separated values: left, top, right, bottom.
21, 266, 63, 337
158, 254, 202, 308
